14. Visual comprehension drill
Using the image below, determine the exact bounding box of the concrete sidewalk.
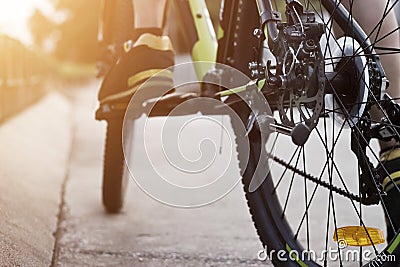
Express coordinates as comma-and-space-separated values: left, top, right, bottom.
0, 92, 73, 266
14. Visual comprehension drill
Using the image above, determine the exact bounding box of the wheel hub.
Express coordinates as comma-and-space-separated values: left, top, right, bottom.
325, 37, 369, 127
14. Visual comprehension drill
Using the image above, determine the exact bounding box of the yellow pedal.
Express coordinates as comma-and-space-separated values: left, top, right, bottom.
333, 226, 385, 247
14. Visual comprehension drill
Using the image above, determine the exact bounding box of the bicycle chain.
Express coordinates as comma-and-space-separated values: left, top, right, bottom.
267, 152, 362, 202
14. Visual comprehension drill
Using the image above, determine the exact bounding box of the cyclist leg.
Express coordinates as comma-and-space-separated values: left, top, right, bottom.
133, 0, 167, 28
97, 0, 119, 76
97, 0, 175, 119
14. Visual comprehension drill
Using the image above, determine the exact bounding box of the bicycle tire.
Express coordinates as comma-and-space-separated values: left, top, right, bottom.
102, 118, 128, 213
227, 0, 400, 266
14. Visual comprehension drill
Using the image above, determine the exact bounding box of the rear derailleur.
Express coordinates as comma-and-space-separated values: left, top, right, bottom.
352, 94, 400, 205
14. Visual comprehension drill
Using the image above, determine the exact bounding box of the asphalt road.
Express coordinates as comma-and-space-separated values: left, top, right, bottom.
54, 81, 270, 267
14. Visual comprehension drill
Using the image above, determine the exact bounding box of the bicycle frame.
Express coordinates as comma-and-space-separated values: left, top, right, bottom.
175, 0, 387, 85
174, 0, 218, 79
175, 0, 260, 80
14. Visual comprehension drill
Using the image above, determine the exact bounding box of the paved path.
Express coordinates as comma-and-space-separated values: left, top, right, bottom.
0, 93, 72, 267
55, 81, 270, 266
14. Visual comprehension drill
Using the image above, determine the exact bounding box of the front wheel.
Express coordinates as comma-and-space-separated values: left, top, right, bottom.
102, 118, 128, 213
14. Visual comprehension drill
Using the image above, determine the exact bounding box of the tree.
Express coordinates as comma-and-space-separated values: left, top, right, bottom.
52, 0, 100, 63
30, 0, 100, 63
29, 9, 55, 50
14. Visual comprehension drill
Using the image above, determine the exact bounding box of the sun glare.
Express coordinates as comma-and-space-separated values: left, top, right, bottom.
0, 0, 52, 44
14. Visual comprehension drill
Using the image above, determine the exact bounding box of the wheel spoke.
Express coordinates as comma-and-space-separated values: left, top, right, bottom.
302, 149, 310, 250
282, 149, 303, 217
258, 0, 400, 265
273, 145, 301, 193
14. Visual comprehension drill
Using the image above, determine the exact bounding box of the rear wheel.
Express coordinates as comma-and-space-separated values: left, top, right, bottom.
231, 0, 400, 266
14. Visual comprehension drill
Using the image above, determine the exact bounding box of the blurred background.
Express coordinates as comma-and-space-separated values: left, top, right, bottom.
0, 0, 222, 123
0, 0, 99, 123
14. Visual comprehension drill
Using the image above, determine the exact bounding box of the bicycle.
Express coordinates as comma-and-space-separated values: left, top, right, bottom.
98, 0, 400, 265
